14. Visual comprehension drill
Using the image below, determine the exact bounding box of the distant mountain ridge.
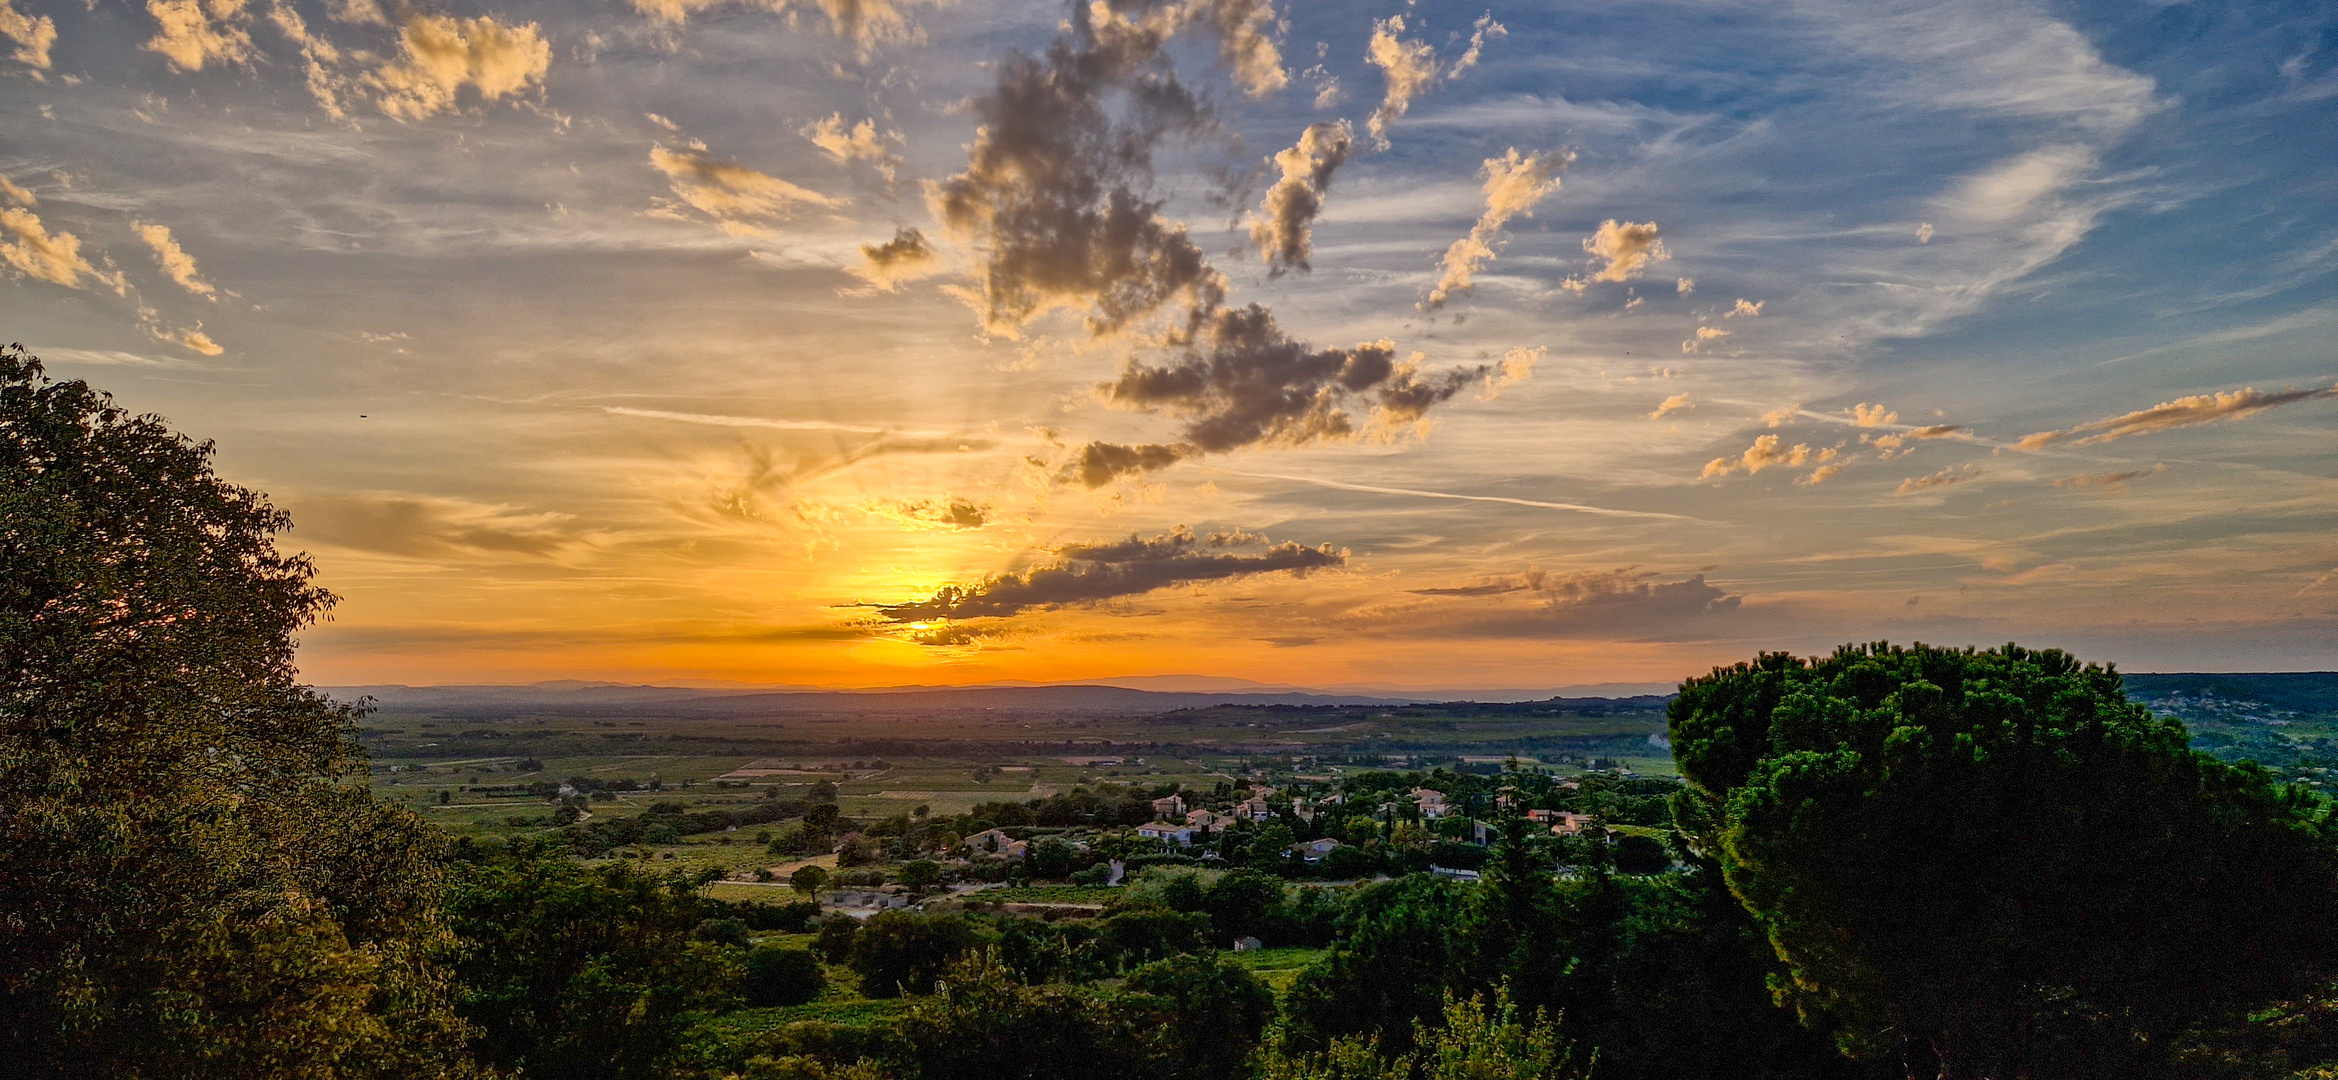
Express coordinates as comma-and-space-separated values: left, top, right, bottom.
329, 682, 1430, 717
322, 679, 1684, 717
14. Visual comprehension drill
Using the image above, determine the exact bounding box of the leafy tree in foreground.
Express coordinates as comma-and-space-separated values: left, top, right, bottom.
0, 345, 474, 1078
1120, 954, 1275, 1080
444, 845, 741, 1080
1669, 642, 2338, 1078
894, 953, 1143, 1080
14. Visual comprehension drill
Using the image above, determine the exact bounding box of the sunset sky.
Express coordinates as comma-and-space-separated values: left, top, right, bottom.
4, 0, 2334, 689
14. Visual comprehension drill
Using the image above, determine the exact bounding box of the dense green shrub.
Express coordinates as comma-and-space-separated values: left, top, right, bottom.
743, 946, 827, 1008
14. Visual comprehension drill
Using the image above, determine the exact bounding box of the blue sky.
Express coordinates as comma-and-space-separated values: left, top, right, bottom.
2, 0, 2334, 687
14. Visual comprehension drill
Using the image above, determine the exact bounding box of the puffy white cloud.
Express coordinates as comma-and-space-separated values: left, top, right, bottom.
145, 0, 254, 73
162, 325, 224, 355
1701, 433, 1812, 478
1916, 221, 1935, 243
1481, 345, 1541, 400
1581, 218, 1666, 283
800, 113, 902, 182
1364, 14, 1438, 147
1424, 147, 1564, 309
1359, 12, 1509, 146
134, 222, 215, 298
365, 13, 551, 122
1679, 325, 1727, 353
1727, 298, 1763, 317
1249, 120, 1355, 276
2017, 385, 2338, 450
1675, 276, 1693, 294
0, 0, 56, 69
1, 206, 110, 291
1181, 0, 1288, 98
1850, 402, 1898, 427
1648, 393, 1690, 420
0, 175, 32, 207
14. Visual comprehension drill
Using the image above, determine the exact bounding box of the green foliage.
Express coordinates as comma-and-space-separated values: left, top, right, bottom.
896, 860, 945, 894
893, 953, 1142, 1080
813, 916, 859, 964
1120, 954, 1276, 1080
848, 911, 982, 998
1262, 990, 1590, 1080
0, 346, 474, 1078
1671, 642, 2338, 1077
743, 946, 828, 1008
444, 845, 741, 1080
1096, 904, 1212, 970
1285, 877, 1469, 1052
1199, 869, 1285, 943
792, 864, 832, 895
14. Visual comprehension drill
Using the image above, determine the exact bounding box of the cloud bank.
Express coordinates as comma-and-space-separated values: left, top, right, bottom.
870, 526, 1343, 627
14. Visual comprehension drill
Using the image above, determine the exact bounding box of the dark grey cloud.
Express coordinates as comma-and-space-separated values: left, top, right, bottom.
849, 225, 941, 290
868, 526, 1344, 624
288, 495, 573, 559
1250, 120, 1354, 275
1396, 567, 1743, 639
1074, 305, 1490, 485
880, 497, 989, 529
930, 0, 1493, 486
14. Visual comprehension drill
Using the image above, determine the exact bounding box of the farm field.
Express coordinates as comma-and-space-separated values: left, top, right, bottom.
355, 694, 1679, 845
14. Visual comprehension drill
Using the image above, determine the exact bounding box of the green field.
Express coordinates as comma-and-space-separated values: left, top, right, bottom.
1223, 946, 1329, 993
356, 697, 1676, 850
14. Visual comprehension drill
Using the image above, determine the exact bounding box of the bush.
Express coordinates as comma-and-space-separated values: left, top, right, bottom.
743, 945, 828, 1007
849, 911, 982, 998
813, 917, 860, 964
695, 917, 752, 947
1611, 834, 1670, 875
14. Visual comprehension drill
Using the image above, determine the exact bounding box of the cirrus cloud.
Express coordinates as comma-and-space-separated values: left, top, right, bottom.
2016, 383, 2338, 450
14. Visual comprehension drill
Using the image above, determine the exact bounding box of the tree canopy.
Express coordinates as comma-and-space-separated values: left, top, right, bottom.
1669, 642, 2338, 1078
0, 345, 475, 1076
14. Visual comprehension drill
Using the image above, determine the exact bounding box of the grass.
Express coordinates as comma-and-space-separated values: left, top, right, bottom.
693, 995, 914, 1035
1224, 946, 1328, 993
969, 885, 1121, 904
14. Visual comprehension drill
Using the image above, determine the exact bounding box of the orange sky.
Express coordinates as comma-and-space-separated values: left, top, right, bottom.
7, 0, 2336, 688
